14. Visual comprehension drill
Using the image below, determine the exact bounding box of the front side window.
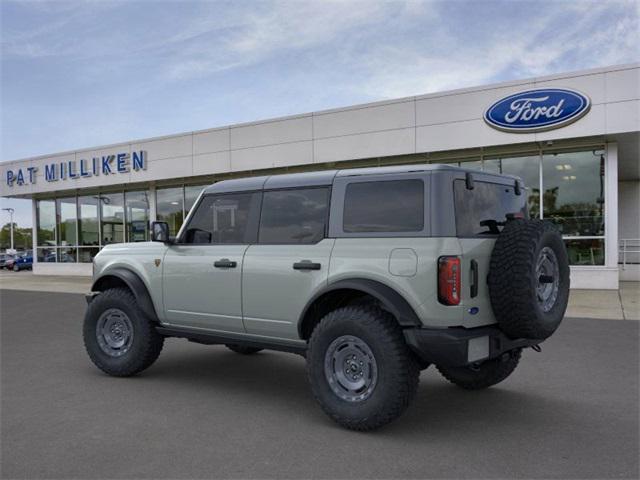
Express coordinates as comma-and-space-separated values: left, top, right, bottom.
183, 192, 260, 244
454, 180, 527, 236
259, 188, 329, 244
343, 180, 424, 233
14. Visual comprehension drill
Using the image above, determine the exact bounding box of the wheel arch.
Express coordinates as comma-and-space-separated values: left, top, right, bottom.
91, 268, 159, 322
298, 278, 422, 340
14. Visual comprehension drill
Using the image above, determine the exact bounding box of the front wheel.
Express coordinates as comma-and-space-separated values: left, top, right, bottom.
307, 305, 419, 431
13, 264, 19, 272
83, 287, 164, 377
436, 349, 522, 390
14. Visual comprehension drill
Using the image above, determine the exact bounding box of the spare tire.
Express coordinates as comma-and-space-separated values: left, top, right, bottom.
488, 219, 569, 340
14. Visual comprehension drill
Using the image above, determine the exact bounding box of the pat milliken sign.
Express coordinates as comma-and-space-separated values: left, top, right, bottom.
484, 88, 591, 133
5, 150, 147, 187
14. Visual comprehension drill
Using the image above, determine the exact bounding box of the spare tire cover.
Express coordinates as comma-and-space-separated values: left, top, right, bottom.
488, 219, 570, 340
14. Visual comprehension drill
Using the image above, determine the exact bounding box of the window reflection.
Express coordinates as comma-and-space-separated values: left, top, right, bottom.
125, 190, 150, 242
156, 187, 184, 236
484, 155, 540, 218
100, 193, 124, 245
565, 239, 605, 265
37, 247, 56, 263
56, 197, 77, 246
542, 151, 605, 236
78, 196, 99, 246
37, 200, 56, 246
185, 185, 205, 215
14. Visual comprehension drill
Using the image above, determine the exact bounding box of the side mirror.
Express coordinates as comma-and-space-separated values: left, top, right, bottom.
151, 221, 170, 243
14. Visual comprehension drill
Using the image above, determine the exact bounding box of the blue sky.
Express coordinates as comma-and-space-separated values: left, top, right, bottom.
1, 0, 639, 227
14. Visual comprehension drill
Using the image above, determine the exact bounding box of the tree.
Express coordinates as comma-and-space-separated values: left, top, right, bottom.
0, 223, 32, 251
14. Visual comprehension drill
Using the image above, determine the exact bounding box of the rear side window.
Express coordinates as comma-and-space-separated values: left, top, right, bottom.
182, 192, 260, 244
454, 180, 527, 236
343, 180, 424, 233
259, 188, 329, 244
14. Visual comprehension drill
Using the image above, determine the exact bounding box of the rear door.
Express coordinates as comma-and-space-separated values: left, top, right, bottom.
242, 187, 333, 340
162, 192, 261, 333
453, 178, 527, 326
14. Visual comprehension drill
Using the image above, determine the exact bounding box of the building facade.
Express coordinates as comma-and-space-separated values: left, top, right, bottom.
1, 63, 639, 289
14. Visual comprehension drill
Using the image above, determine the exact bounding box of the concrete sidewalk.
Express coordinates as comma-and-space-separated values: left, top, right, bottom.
0, 270, 92, 295
1, 270, 638, 320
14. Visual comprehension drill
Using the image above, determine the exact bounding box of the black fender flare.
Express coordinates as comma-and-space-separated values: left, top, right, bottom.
91, 268, 159, 322
298, 278, 422, 337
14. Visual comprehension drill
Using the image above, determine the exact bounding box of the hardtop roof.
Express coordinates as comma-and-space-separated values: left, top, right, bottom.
203, 163, 520, 194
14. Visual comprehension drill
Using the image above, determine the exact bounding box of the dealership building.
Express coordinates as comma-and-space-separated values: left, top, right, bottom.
1, 63, 638, 289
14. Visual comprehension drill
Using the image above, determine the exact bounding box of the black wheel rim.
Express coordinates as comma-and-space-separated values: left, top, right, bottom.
536, 246, 560, 313
324, 335, 378, 402
96, 308, 134, 357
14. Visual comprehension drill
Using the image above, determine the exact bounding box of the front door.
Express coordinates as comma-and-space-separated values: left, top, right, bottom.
162, 191, 261, 333
242, 187, 332, 340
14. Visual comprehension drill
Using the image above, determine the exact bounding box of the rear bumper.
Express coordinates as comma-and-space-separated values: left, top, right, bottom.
403, 325, 540, 367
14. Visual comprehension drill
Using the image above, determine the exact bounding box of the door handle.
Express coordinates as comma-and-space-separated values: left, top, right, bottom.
214, 258, 237, 268
293, 260, 321, 271
470, 259, 478, 298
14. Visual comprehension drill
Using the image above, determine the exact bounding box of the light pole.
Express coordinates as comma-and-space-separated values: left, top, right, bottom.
2, 207, 15, 251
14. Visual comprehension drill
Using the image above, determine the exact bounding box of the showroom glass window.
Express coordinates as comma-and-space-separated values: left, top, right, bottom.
37, 200, 56, 246
483, 155, 541, 218
36, 200, 56, 262
78, 195, 99, 246
259, 188, 329, 244
125, 190, 150, 242
156, 187, 184, 236
56, 197, 77, 262
542, 150, 605, 265
77, 195, 100, 262
100, 192, 124, 245
184, 185, 205, 216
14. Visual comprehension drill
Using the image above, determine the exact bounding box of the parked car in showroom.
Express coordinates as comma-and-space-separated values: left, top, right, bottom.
83, 164, 570, 431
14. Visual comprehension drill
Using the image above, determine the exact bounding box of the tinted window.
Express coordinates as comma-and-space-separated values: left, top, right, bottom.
454, 180, 527, 236
183, 192, 260, 244
259, 188, 329, 244
343, 180, 424, 233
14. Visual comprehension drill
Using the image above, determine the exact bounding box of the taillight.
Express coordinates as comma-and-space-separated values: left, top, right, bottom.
438, 256, 461, 306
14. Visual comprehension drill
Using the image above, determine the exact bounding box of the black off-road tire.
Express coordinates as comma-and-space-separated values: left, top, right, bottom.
83, 287, 164, 377
488, 219, 569, 340
307, 305, 419, 431
436, 349, 522, 390
12, 264, 19, 272
225, 344, 263, 355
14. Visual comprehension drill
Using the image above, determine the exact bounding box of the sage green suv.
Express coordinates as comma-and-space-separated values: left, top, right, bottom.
83, 164, 570, 430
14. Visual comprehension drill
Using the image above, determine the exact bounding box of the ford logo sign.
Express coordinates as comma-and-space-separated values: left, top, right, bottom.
484, 88, 591, 133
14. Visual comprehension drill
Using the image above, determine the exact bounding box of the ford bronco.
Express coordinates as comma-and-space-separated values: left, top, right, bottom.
83, 164, 570, 430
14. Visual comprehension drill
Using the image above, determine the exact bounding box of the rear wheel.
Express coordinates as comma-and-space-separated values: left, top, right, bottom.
307, 305, 419, 431
436, 349, 522, 390
225, 344, 263, 355
83, 287, 164, 376
13, 264, 19, 272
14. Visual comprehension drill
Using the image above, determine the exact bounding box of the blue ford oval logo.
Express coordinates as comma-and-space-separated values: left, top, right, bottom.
484, 88, 591, 133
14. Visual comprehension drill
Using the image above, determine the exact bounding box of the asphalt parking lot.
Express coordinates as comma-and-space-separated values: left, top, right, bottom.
1, 289, 638, 479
